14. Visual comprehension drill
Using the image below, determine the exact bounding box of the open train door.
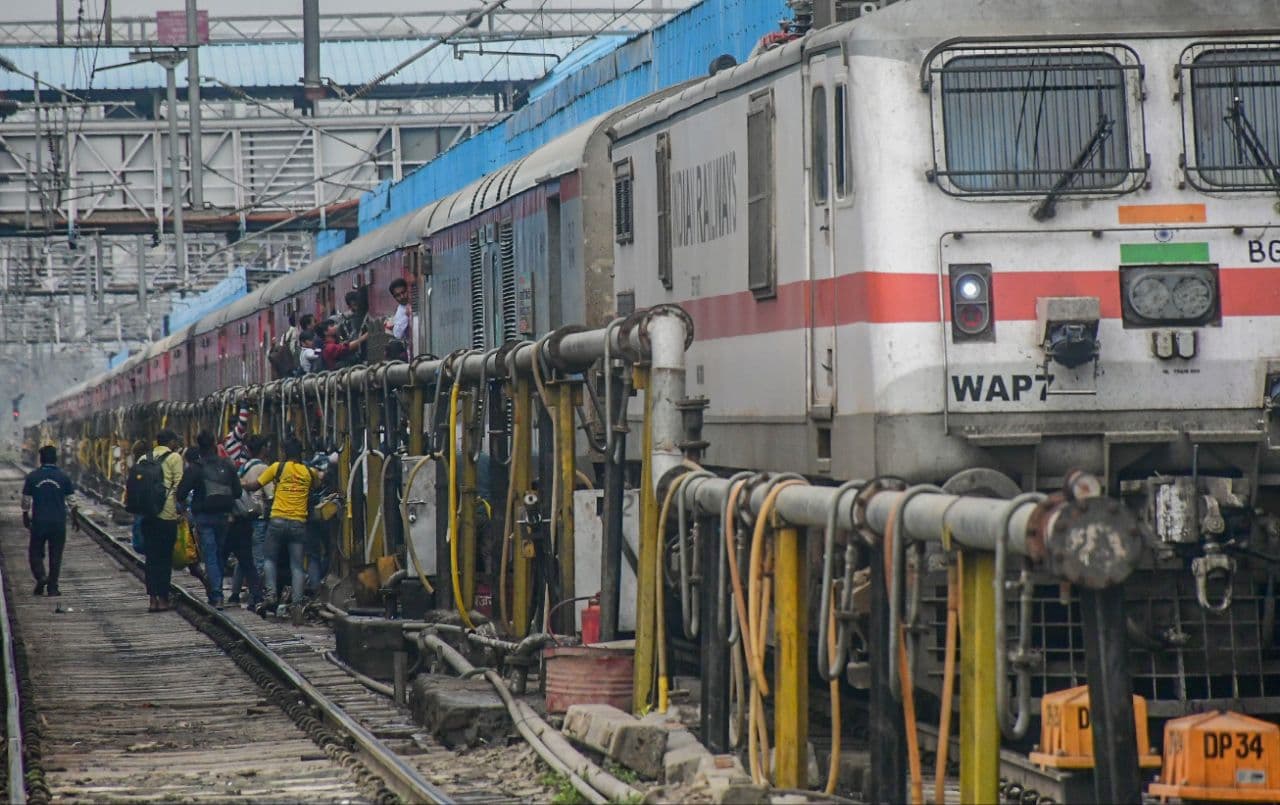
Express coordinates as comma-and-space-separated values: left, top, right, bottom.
805, 48, 847, 419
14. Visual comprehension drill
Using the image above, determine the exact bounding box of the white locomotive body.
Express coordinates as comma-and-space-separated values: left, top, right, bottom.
612, 0, 1280, 713
613, 0, 1280, 489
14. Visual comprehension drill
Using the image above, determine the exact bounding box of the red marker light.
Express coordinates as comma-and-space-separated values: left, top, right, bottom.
955, 303, 988, 334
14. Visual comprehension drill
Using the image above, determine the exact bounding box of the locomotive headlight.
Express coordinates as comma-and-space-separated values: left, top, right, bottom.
1121, 266, 1220, 328
949, 264, 994, 342
1172, 276, 1213, 319
956, 275, 984, 301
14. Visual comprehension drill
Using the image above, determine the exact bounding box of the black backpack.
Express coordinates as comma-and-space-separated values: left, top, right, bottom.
125, 449, 172, 517
200, 459, 238, 513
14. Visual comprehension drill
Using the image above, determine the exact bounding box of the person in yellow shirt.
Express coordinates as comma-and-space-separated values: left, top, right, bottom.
141, 430, 186, 612
244, 437, 319, 606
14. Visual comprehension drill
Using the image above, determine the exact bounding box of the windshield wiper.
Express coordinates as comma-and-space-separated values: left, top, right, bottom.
1225, 94, 1280, 196
1031, 105, 1114, 221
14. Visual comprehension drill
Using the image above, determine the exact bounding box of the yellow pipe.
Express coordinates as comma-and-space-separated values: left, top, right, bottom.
408, 385, 425, 457
459, 389, 478, 610
773, 525, 808, 790
936, 555, 961, 805
556, 382, 577, 633
960, 550, 999, 804
447, 379, 476, 629
632, 365, 656, 714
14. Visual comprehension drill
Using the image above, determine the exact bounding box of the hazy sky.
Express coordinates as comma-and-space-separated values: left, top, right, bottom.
2, 1, 681, 22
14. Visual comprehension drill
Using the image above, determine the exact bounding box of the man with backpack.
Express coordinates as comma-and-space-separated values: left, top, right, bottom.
243, 437, 319, 609
177, 431, 242, 609
21, 445, 76, 596
126, 430, 186, 612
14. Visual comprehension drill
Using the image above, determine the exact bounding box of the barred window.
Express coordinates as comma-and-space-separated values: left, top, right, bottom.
656, 132, 673, 291
614, 159, 634, 244
748, 90, 776, 298
932, 49, 1141, 195
1185, 47, 1280, 190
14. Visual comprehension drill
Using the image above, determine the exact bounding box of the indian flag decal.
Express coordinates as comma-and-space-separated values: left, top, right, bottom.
1120, 242, 1211, 264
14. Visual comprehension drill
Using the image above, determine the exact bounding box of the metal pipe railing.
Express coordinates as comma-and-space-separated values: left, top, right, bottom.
681, 470, 1141, 587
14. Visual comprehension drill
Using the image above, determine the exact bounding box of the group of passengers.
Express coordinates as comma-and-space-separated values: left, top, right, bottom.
271, 279, 413, 378
133, 416, 329, 615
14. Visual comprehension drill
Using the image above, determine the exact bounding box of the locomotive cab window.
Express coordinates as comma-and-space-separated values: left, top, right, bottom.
927, 45, 1146, 199
1182, 45, 1280, 191
834, 84, 851, 199
811, 86, 829, 203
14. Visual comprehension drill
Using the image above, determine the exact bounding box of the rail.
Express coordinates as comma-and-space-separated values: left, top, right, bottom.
0, 466, 27, 805
69, 503, 454, 805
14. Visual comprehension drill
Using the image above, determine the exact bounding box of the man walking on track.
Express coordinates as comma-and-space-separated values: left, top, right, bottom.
21, 445, 76, 596
128, 430, 186, 612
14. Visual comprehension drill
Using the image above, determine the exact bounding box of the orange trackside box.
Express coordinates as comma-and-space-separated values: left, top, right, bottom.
1149, 711, 1280, 802
1028, 685, 1161, 770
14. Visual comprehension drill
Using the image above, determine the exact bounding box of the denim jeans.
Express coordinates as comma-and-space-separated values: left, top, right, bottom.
227, 518, 265, 604
305, 522, 326, 592
263, 518, 308, 601
231, 518, 268, 601
192, 512, 230, 604
131, 516, 145, 553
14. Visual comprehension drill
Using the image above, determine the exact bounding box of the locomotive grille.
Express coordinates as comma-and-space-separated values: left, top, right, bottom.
499, 221, 517, 343
468, 231, 485, 350
923, 570, 1280, 717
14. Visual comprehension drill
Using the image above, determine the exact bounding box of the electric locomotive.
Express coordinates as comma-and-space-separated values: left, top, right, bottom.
611, 0, 1280, 717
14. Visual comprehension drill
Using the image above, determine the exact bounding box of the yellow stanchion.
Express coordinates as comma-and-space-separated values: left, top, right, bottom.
773, 525, 809, 789
960, 551, 999, 804
459, 390, 478, 611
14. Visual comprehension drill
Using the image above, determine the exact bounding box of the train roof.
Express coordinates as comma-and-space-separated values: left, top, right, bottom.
261, 252, 335, 306
213, 287, 272, 331
144, 327, 193, 360
840, 0, 1280, 47
614, 0, 1280, 142
329, 210, 423, 275
609, 39, 802, 142
437, 113, 610, 231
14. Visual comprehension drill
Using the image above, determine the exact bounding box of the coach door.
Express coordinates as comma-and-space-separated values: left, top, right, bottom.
806, 51, 845, 418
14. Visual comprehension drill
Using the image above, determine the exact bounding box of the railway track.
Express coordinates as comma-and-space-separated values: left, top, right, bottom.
0, 464, 472, 803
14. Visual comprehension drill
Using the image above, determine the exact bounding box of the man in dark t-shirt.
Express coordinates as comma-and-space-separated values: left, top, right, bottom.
21, 445, 76, 596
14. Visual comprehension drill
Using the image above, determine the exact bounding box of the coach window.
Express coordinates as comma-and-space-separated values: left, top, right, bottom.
1182, 45, 1280, 190
928, 47, 1145, 198
656, 132, 673, 290
614, 159, 634, 244
811, 85, 829, 203
834, 84, 850, 198
748, 90, 776, 298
